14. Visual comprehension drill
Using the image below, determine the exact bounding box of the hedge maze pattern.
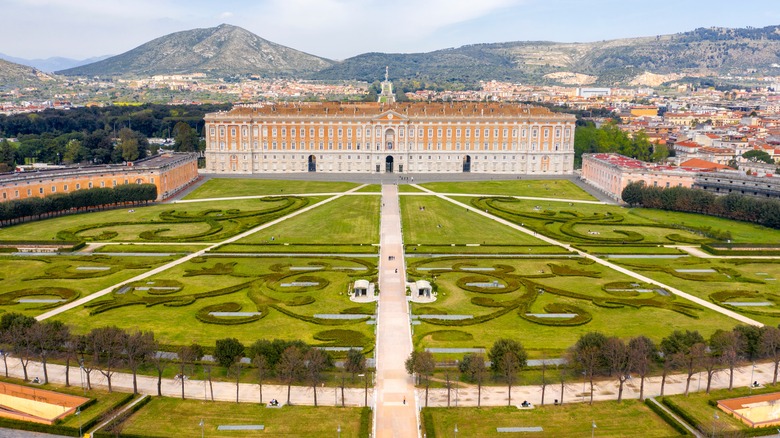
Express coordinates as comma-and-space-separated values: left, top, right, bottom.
407, 257, 704, 329
84, 257, 378, 352
56, 196, 309, 242
472, 196, 721, 244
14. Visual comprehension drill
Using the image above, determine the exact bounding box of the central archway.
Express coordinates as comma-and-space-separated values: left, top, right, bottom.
385, 155, 394, 173
308, 155, 316, 172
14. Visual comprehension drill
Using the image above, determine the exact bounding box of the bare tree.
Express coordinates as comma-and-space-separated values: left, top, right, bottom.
31, 320, 68, 384
466, 354, 487, 408
229, 359, 243, 403
253, 353, 268, 404
61, 330, 78, 387
761, 326, 780, 385
603, 337, 630, 402
1, 313, 37, 381
278, 346, 305, 405
123, 330, 155, 395
148, 344, 167, 397
628, 336, 656, 400
660, 330, 704, 396
500, 354, 521, 406
177, 343, 203, 400
89, 326, 128, 393
78, 335, 96, 390
203, 363, 215, 401
305, 349, 329, 407
701, 347, 721, 395
684, 343, 707, 396
539, 353, 549, 406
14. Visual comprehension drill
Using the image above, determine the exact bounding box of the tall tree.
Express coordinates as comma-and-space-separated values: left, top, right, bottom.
710, 330, 741, 390
405, 350, 435, 407
762, 326, 780, 385
571, 332, 607, 405
253, 353, 268, 404
89, 326, 127, 393
31, 320, 69, 384
124, 330, 155, 394
463, 353, 487, 408
1, 313, 37, 381
628, 336, 656, 400
176, 343, 203, 399
173, 122, 198, 152
305, 349, 329, 407
228, 359, 244, 403
278, 346, 305, 405
603, 337, 630, 402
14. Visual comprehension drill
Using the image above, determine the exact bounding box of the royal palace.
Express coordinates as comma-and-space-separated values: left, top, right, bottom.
203, 99, 576, 175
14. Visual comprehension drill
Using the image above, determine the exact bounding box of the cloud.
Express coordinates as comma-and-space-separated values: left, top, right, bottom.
218, 11, 234, 19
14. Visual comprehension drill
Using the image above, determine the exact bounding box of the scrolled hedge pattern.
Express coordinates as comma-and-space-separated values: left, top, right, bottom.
196, 302, 263, 325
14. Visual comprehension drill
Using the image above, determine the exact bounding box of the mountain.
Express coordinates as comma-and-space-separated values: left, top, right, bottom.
313, 25, 780, 86
0, 58, 56, 89
0, 53, 112, 72
57, 24, 333, 78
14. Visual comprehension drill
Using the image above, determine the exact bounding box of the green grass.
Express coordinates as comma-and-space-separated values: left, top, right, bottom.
401, 196, 547, 246
52, 256, 377, 348
405, 245, 570, 255
612, 257, 780, 325
96, 244, 210, 253
214, 243, 379, 254
419, 179, 596, 200
409, 257, 740, 357
423, 400, 680, 437
184, 179, 359, 199
398, 185, 424, 193
0, 198, 317, 243
238, 195, 380, 245
628, 208, 780, 244
122, 397, 367, 437
354, 184, 382, 193
574, 245, 686, 255
0, 255, 178, 317
661, 384, 780, 435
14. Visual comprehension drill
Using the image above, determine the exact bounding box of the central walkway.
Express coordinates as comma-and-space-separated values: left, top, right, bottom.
374, 184, 419, 438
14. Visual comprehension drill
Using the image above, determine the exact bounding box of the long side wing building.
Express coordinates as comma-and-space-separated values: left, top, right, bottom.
203, 102, 575, 175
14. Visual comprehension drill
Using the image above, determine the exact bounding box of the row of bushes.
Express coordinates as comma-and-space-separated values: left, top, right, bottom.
196, 302, 264, 325
0, 184, 157, 227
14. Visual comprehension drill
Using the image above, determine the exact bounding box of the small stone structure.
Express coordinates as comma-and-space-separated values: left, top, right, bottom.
350, 279, 376, 303
408, 280, 436, 303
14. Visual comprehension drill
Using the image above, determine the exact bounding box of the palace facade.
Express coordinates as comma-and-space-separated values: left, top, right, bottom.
0, 153, 199, 202
203, 102, 576, 175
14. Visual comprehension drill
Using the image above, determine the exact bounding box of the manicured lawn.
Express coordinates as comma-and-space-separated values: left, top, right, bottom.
122, 397, 368, 437
96, 243, 210, 253
613, 257, 780, 325
574, 245, 686, 255
423, 400, 680, 437
53, 256, 377, 349
628, 208, 780, 244
0, 198, 316, 242
214, 243, 379, 254
661, 385, 780, 436
0, 255, 178, 317
405, 245, 570, 255
184, 179, 359, 199
401, 196, 547, 246
355, 184, 381, 192
398, 185, 425, 192
409, 257, 740, 357
238, 195, 380, 245
419, 179, 597, 200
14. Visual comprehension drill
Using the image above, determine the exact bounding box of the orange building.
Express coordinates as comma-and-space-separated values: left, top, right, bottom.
0, 153, 198, 202
203, 102, 576, 175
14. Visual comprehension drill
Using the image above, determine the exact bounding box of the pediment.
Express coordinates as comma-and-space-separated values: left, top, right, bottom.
373, 110, 407, 122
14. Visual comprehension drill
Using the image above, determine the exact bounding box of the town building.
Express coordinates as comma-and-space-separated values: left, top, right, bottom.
203, 102, 576, 175
581, 153, 699, 202
0, 153, 199, 202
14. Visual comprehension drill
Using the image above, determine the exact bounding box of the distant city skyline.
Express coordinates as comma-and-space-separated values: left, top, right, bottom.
2, 0, 779, 61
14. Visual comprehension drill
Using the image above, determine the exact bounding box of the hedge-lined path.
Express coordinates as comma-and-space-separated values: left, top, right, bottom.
374, 184, 419, 438
410, 184, 764, 328
35, 184, 368, 322
398, 192, 608, 205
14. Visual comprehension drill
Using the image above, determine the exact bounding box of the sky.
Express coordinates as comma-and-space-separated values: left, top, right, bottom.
2, 0, 779, 61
